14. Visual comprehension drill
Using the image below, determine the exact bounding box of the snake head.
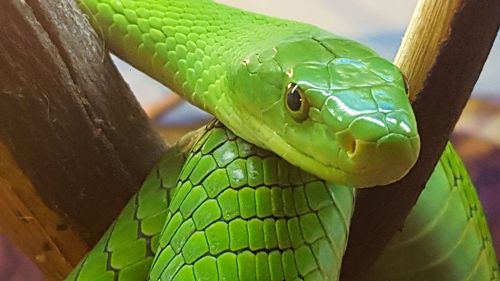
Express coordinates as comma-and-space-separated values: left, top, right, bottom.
226, 34, 420, 188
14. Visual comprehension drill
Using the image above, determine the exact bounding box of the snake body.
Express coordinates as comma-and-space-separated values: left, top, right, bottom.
68, 0, 498, 280
370, 144, 498, 280
67, 122, 355, 280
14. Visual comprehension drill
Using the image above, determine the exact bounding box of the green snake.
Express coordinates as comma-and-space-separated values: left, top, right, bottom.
66, 0, 499, 280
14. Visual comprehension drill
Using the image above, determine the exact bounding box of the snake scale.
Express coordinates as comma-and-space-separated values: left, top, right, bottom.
67, 0, 499, 280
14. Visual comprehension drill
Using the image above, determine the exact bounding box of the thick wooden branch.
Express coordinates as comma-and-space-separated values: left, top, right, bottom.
0, 0, 166, 277
0, 143, 88, 280
340, 1, 500, 280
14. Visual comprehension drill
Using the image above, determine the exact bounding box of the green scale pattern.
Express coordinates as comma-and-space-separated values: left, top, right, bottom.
66, 122, 355, 281
71, 0, 499, 279
78, 0, 420, 186
149, 122, 354, 281
368, 144, 499, 280
78, 0, 319, 110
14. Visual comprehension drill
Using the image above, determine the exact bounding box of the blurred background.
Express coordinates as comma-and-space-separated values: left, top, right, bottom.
2, 0, 499, 279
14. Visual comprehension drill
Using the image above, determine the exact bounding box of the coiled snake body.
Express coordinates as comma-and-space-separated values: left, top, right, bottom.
67, 0, 499, 280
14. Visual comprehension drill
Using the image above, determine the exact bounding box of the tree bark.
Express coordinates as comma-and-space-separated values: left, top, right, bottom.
0, 0, 166, 278
340, 1, 500, 280
0, 143, 88, 280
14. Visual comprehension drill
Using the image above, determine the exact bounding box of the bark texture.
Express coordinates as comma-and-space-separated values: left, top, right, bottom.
0, 0, 166, 278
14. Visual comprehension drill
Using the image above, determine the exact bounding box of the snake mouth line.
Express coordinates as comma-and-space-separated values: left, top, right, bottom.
219, 111, 349, 183
254, 121, 419, 188
221, 103, 419, 187
288, 135, 418, 172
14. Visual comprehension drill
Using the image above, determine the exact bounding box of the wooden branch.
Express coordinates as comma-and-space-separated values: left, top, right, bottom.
0, 143, 88, 280
0, 0, 166, 277
340, 1, 500, 280
395, 0, 463, 100
145, 93, 183, 121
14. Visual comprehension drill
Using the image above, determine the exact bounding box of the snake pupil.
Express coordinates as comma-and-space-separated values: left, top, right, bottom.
286, 84, 302, 111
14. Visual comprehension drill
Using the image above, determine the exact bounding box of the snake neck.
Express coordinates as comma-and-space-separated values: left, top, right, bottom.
78, 0, 322, 113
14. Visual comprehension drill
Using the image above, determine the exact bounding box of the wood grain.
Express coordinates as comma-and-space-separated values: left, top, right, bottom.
395, 0, 462, 100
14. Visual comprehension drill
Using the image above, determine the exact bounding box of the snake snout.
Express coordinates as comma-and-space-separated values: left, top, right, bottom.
335, 115, 420, 187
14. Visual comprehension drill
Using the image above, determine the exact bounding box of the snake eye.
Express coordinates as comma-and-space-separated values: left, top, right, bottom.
285, 83, 309, 121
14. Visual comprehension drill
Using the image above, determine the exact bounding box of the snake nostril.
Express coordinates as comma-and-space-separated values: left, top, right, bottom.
336, 130, 356, 156
349, 139, 356, 156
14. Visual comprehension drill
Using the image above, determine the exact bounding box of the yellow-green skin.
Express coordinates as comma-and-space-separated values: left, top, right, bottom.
68, 0, 499, 280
